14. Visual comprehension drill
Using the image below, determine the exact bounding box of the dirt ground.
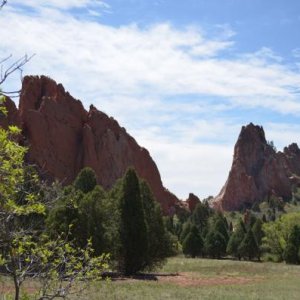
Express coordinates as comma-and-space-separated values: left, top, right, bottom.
112, 272, 263, 287
157, 272, 262, 287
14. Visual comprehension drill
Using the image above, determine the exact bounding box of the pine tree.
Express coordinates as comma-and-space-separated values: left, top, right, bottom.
182, 225, 204, 258
118, 168, 148, 275
226, 219, 246, 260
238, 229, 259, 260
140, 180, 171, 269
252, 218, 264, 246
180, 222, 193, 243
204, 230, 227, 259
190, 202, 210, 234
74, 167, 97, 193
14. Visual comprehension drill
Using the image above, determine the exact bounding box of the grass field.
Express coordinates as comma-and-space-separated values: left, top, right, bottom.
1, 256, 300, 300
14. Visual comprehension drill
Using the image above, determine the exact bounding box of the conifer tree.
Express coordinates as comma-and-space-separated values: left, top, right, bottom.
226, 219, 246, 260
118, 168, 148, 275
74, 167, 97, 193
238, 229, 259, 260
252, 218, 264, 246
180, 221, 193, 243
204, 230, 227, 259
182, 225, 204, 258
140, 180, 171, 269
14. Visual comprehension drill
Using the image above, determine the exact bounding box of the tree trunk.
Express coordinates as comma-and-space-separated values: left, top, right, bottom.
13, 274, 20, 300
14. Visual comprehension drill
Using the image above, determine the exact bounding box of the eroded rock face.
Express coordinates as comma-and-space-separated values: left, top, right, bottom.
186, 193, 200, 212
213, 123, 300, 211
8, 75, 179, 213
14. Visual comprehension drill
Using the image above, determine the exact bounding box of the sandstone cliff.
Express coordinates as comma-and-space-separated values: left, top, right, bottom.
213, 123, 300, 211
2, 75, 179, 213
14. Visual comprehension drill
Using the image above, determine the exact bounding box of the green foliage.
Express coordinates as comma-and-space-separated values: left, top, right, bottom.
204, 230, 227, 259
252, 218, 264, 245
226, 219, 246, 259
182, 225, 204, 258
238, 229, 260, 260
262, 212, 300, 261
190, 201, 211, 235
0, 104, 108, 299
117, 168, 148, 275
47, 184, 118, 257
213, 216, 229, 243
283, 225, 300, 264
140, 180, 172, 269
74, 167, 97, 193
179, 222, 192, 243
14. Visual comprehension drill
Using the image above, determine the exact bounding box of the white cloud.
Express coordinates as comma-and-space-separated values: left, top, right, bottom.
292, 48, 300, 59
133, 129, 234, 200
1, 5, 300, 199
11, 0, 110, 10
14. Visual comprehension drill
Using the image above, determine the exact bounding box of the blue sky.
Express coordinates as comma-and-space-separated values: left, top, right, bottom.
1, 0, 300, 199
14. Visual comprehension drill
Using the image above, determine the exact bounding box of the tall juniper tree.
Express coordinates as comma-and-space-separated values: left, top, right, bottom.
118, 168, 148, 275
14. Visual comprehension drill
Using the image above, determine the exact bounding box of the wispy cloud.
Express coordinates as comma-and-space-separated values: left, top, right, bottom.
12, 0, 110, 10
1, 3, 300, 198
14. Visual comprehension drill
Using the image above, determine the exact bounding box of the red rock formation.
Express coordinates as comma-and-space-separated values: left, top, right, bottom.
186, 193, 200, 212
6, 75, 179, 213
213, 123, 300, 211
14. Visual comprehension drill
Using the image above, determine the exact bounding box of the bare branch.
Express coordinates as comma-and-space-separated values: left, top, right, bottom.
0, 0, 7, 10
0, 54, 35, 85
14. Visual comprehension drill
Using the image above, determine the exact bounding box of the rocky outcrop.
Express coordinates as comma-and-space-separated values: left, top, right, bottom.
213, 123, 300, 211
5, 75, 179, 213
186, 193, 200, 212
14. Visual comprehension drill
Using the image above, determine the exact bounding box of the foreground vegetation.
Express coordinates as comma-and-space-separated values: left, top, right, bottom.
80, 256, 300, 300
2, 256, 299, 300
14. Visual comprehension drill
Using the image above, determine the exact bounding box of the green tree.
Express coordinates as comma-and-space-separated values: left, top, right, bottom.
190, 201, 210, 235
117, 168, 148, 275
226, 219, 246, 260
74, 167, 97, 193
140, 180, 172, 269
204, 230, 227, 259
0, 98, 108, 299
262, 212, 300, 261
252, 218, 264, 246
238, 229, 259, 260
283, 225, 300, 264
180, 221, 193, 243
182, 225, 204, 258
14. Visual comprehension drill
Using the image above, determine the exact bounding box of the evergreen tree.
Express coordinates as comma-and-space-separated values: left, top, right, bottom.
190, 202, 210, 235
140, 180, 171, 269
252, 218, 264, 246
238, 229, 259, 260
210, 213, 229, 243
118, 168, 148, 275
78, 185, 116, 255
204, 230, 227, 259
74, 167, 97, 193
226, 219, 246, 260
283, 225, 300, 264
180, 221, 193, 243
182, 225, 204, 258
